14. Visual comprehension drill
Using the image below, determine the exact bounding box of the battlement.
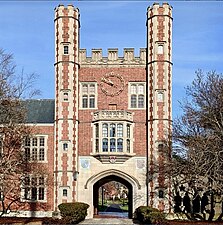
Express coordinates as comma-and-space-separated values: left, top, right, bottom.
54, 4, 79, 17
147, 2, 172, 17
79, 48, 146, 66
149, 2, 172, 10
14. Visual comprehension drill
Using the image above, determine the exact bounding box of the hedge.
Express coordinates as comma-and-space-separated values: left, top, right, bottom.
134, 206, 166, 224
58, 202, 89, 224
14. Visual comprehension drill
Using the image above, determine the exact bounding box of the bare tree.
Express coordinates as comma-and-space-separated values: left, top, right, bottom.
168, 70, 223, 221
0, 48, 46, 216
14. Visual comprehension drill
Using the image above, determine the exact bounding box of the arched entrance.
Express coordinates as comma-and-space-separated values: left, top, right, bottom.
93, 175, 133, 218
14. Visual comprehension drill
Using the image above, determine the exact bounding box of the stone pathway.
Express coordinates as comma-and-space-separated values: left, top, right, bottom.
105, 203, 123, 212
80, 218, 136, 224
80, 204, 138, 224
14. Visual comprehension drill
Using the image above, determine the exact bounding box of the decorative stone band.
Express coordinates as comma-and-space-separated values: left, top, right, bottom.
93, 110, 133, 122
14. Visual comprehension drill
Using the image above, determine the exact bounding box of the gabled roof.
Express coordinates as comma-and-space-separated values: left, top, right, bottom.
24, 99, 55, 124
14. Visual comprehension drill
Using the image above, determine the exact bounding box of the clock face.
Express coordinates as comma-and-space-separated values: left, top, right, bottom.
100, 72, 125, 97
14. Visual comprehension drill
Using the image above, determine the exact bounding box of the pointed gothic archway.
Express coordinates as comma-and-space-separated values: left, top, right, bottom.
93, 175, 133, 218
84, 169, 141, 219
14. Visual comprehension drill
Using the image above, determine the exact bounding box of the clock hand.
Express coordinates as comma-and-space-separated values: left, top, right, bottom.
102, 77, 114, 86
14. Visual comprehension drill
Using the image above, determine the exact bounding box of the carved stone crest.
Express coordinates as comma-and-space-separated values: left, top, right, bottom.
109, 156, 116, 164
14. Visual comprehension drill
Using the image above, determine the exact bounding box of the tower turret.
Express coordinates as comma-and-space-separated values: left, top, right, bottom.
146, 2, 172, 210
54, 4, 80, 209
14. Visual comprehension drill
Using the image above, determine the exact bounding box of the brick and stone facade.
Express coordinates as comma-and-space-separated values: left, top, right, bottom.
10, 3, 172, 218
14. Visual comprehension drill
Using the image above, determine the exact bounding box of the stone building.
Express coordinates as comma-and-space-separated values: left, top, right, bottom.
17, 2, 172, 218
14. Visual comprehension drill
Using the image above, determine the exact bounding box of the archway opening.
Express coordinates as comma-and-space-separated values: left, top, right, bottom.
93, 175, 133, 218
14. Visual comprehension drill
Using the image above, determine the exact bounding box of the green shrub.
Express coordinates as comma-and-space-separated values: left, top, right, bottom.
134, 206, 166, 224
58, 202, 89, 224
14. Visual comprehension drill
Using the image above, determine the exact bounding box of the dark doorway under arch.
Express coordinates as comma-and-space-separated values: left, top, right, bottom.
93, 175, 133, 218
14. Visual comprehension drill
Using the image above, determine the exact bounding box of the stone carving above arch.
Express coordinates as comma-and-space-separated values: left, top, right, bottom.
84, 169, 141, 190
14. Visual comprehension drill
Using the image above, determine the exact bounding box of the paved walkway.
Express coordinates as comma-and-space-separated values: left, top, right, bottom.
80, 218, 136, 224
80, 204, 138, 224
105, 203, 123, 212
98, 203, 128, 218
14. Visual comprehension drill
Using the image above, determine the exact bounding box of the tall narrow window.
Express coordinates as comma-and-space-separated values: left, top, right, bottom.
25, 148, 31, 161
63, 189, 68, 197
127, 124, 130, 138
95, 124, 99, 138
102, 124, 108, 137
157, 91, 164, 102
159, 190, 164, 198
95, 139, 99, 152
131, 95, 137, 108
63, 92, 68, 101
110, 138, 116, 152
117, 124, 123, 137
64, 46, 69, 54
32, 148, 37, 161
39, 187, 45, 200
102, 138, 108, 152
110, 124, 116, 137
63, 143, 68, 151
138, 95, 144, 108
127, 139, 130, 153
39, 148, 45, 161
158, 45, 164, 54
82, 95, 88, 108
89, 95, 95, 108
117, 139, 123, 152
95, 124, 99, 152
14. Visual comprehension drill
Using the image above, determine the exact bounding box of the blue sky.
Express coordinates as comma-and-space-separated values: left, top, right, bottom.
0, 1, 222, 118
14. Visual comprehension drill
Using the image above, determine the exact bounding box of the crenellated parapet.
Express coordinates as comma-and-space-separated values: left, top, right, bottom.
79, 48, 146, 67
147, 2, 172, 18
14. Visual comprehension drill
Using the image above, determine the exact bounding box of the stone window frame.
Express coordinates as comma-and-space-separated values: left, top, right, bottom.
24, 135, 48, 163
21, 175, 47, 202
128, 82, 146, 109
156, 41, 165, 55
63, 92, 69, 101
156, 90, 165, 102
93, 121, 133, 154
60, 89, 71, 102
63, 189, 68, 197
80, 82, 97, 109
